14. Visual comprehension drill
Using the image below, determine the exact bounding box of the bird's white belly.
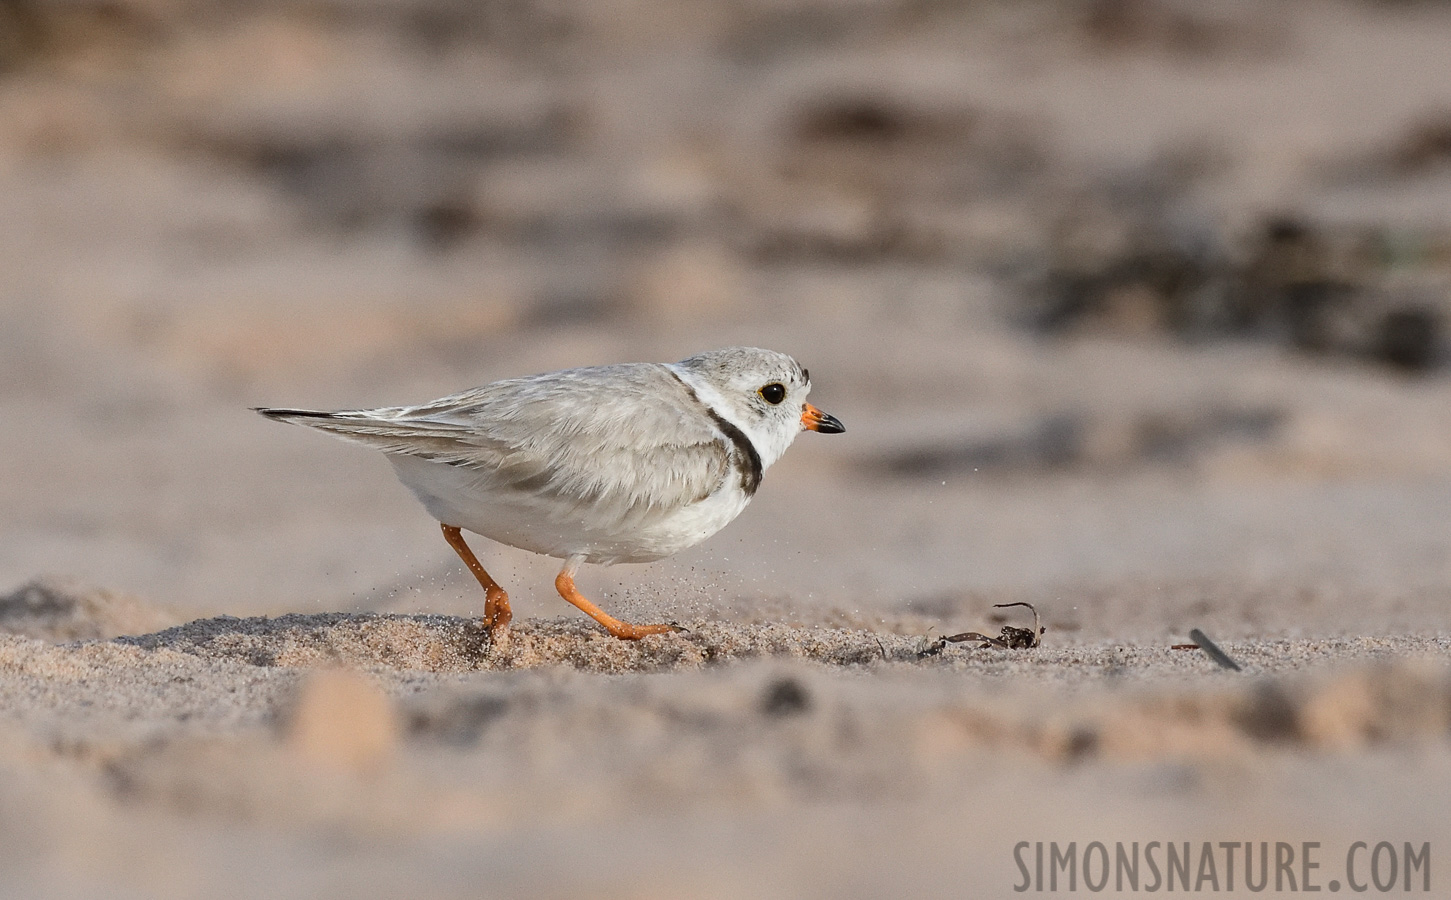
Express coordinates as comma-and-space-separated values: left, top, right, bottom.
387, 455, 750, 565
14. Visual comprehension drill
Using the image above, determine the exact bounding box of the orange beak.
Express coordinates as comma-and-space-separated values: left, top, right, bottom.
801, 402, 845, 434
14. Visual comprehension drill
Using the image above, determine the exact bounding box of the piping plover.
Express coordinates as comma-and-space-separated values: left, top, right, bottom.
257, 347, 844, 639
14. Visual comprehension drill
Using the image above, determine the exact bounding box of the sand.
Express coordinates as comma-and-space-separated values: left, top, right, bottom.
4, 0, 1451, 896
0, 584, 1448, 898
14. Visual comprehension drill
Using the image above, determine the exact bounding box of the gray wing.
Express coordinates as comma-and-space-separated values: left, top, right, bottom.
257, 363, 733, 514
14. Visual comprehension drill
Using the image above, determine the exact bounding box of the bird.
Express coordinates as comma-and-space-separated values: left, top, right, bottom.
256, 347, 844, 640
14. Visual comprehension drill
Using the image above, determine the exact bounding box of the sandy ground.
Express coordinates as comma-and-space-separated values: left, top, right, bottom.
3, 0, 1451, 896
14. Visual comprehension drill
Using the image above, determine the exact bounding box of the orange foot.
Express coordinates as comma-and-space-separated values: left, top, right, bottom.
555, 568, 679, 640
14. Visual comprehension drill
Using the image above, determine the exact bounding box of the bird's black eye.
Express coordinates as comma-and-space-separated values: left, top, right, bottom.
759, 382, 787, 405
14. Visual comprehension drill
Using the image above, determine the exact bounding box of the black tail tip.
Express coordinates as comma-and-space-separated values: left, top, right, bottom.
254, 407, 332, 421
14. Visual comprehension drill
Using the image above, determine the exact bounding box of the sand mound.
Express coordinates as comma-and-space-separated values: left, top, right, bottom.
0, 578, 177, 642
117, 613, 926, 673
113, 611, 1451, 682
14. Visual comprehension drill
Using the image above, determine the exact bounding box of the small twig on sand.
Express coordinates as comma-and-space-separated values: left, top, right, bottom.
919, 602, 1045, 657
1186, 628, 1242, 671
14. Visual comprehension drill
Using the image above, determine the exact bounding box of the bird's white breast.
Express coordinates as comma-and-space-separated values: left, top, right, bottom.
387, 453, 751, 565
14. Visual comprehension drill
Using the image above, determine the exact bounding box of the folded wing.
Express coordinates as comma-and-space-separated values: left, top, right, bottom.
256, 363, 733, 517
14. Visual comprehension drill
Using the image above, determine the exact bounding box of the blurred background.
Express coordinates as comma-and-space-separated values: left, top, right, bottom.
4, 0, 1451, 641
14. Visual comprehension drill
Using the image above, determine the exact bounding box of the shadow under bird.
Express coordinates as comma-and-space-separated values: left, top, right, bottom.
256, 347, 844, 639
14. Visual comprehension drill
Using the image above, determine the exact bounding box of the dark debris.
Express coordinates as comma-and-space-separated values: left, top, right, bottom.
760, 677, 812, 717
919, 602, 1045, 657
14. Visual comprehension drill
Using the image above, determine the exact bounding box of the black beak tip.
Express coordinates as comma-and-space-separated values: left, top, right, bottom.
817, 412, 845, 434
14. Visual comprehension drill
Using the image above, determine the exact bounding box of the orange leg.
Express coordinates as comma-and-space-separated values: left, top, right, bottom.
441, 524, 512, 632
554, 560, 676, 640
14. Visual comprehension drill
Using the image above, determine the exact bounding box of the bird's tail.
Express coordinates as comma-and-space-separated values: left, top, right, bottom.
254, 406, 478, 459
254, 407, 336, 423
